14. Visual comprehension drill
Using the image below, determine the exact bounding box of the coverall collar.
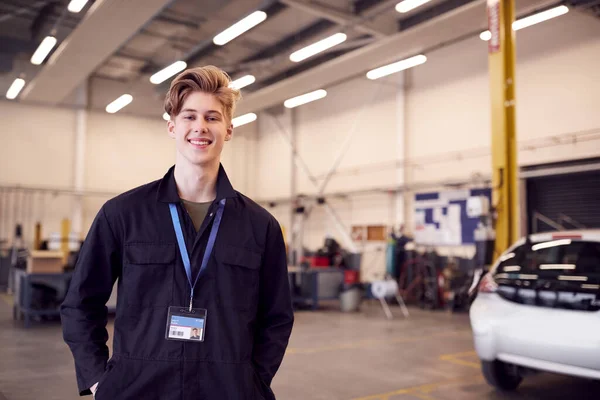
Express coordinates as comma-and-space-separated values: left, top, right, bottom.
157, 164, 237, 204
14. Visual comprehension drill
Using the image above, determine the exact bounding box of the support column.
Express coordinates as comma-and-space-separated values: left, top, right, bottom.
489, 0, 519, 257
395, 71, 406, 232
289, 108, 297, 245
403, 70, 414, 235
72, 81, 88, 238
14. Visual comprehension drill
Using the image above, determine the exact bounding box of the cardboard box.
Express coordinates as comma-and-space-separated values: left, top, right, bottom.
27, 250, 64, 274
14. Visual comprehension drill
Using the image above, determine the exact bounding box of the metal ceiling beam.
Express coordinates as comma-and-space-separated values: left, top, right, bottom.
21, 0, 174, 105
279, 0, 390, 37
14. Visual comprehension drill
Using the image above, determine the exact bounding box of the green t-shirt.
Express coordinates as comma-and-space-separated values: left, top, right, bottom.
181, 199, 212, 232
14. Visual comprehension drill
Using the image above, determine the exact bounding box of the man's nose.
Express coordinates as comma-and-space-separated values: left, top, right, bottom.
194, 119, 208, 133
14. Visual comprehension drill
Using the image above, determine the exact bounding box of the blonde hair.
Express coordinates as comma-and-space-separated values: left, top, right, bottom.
164, 65, 241, 124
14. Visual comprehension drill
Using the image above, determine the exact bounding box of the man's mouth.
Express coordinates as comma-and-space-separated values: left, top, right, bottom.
188, 138, 213, 146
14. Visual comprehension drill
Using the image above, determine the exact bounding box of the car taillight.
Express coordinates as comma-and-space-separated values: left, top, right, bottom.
479, 273, 498, 293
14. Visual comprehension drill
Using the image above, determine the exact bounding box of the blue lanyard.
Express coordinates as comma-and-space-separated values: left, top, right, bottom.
169, 199, 226, 311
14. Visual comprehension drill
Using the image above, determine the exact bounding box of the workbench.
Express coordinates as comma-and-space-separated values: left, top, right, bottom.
288, 266, 344, 310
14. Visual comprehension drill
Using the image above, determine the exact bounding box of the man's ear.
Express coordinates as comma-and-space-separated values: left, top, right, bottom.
225, 124, 233, 141
167, 118, 176, 139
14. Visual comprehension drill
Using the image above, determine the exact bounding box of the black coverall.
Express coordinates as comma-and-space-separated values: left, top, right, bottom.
61, 165, 294, 399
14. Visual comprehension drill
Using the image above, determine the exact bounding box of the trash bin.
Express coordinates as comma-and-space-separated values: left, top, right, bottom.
340, 285, 362, 312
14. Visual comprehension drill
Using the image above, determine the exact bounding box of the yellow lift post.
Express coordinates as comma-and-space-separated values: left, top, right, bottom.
488, 0, 519, 258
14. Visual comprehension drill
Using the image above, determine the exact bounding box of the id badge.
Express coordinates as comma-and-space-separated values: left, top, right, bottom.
165, 306, 207, 342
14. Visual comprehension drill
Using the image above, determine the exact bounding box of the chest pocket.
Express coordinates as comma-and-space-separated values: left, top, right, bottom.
216, 245, 262, 311
124, 243, 176, 308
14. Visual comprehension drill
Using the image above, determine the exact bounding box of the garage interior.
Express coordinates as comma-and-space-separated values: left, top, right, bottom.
1, 0, 600, 399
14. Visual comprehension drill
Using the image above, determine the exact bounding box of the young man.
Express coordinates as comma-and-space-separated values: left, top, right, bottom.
61, 66, 294, 400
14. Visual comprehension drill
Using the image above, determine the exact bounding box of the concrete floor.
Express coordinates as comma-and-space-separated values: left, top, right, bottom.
1, 296, 599, 400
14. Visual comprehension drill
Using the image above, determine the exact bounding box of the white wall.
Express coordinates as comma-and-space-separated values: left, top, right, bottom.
0, 101, 251, 243
406, 10, 600, 185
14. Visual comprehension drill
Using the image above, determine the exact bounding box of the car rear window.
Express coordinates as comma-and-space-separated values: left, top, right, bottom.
493, 240, 600, 310
496, 240, 600, 276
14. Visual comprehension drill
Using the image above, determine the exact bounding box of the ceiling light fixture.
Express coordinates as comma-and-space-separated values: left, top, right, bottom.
284, 89, 327, 108
366, 54, 427, 80
68, 0, 89, 13
479, 31, 492, 41
229, 75, 256, 90
106, 94, 133, 114
150, 61, 187, 85
480, 5, 569, 41
290, 33, 347, 63
232, 113, 257, 128
31, 36, 57, 65
6, 78, 25, 100
395, 0, 432, 13
213, 11, 267, 46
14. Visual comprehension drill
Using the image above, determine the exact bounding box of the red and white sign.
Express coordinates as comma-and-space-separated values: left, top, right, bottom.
488, 0, 501, 53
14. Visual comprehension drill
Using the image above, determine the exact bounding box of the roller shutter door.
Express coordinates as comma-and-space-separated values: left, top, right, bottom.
526, 169, 600, 233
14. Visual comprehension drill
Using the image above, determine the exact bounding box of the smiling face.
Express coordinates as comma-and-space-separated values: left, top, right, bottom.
167, 91, 233, 168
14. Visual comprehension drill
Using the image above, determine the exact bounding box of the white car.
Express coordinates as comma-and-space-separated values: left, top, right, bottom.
470, 230, 600, 390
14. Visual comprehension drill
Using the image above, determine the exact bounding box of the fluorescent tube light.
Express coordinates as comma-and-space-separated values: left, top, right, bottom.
396, 0, 432, 13
31, 36, 57, 65
213, 11, 267, 46
513, 5, 569, 30
366, 54, 427, 80
503, 265, 521, 272
232, 113, 257, 128
6, 78, 25, 100
480, 5, 569, 41
163, 113, 170, 121
106, 94, 133, 114
284, 89, 327, 108
229, 75, 256, 90
290, 33, 347, 63
532, 239, 571, 251
68, 0, 88, 13
150, 61, 187, 85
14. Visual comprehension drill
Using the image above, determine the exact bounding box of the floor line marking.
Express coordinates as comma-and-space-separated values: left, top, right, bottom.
439, 350, 480, 369
351, 375, 484, 400
0, 293, 13, 306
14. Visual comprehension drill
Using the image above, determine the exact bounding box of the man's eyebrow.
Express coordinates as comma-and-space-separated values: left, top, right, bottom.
181, 108, 223, 116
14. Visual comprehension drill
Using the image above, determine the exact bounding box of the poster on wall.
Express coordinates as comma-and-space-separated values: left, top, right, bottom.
414, 188, 491, 246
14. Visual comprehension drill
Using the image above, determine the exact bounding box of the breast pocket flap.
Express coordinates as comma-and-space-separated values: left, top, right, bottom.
125, 243, 176, 265
218, 245, 262, 270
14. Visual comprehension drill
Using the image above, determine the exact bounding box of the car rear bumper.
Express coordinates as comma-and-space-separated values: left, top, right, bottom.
470, 293, 600, 379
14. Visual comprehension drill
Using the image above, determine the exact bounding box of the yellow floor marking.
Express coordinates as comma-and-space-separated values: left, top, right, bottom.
410, 393, 438, 400
286, 330, 471, 355
439, 351, 480, 369
351, 375, 484, 400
